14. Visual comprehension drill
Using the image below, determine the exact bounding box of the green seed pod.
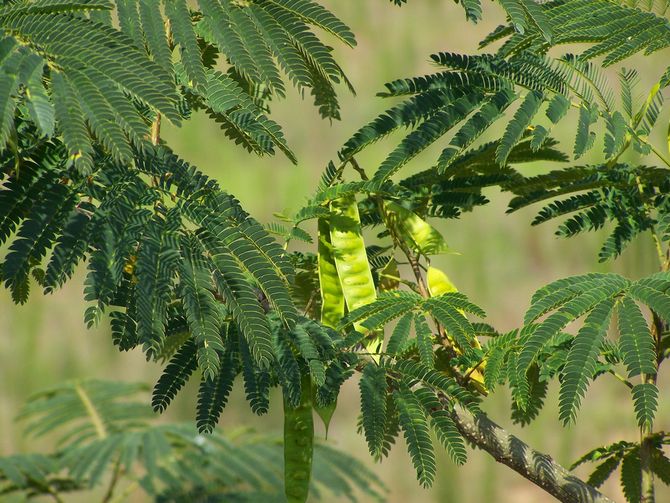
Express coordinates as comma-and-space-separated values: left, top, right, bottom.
318, 218, 345, 329
427, 265, 458, 297
384, 201, 451, 255
427, 265, 487, 393
329, 194, 381, 358
284, 375, 314, 503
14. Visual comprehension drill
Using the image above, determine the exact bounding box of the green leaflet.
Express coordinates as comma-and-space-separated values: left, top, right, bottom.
574, 104, 598, 158
618, 296, 656, 378
378, 256, 400, 291
317, 218, 344, 329
329, 195, 381, 358
631, 383, 658, 430
179, 236, 224, 381
284, 374, 314, 503
165, 0, 207, 89
559, 296, 617, 425
359, 363, 388, 458
394, 386, 436, 487
496, 90, 543, 165
312, 387, 336, 439
384, 201, 451, 256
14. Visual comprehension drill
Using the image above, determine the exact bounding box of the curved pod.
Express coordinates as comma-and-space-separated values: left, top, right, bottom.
284, 375, 314, 503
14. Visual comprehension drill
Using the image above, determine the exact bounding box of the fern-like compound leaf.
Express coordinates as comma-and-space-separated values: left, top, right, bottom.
152, 339, 198, 413
558, 297, 616, 425
617, 296, 656, 378
394, 386, 436, 487
359, 364, 388, 459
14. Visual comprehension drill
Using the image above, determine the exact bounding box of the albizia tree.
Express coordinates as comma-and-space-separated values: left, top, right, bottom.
0, 1, 670, 502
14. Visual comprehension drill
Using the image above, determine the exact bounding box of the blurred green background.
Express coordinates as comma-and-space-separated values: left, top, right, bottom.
2, 1, 669, 501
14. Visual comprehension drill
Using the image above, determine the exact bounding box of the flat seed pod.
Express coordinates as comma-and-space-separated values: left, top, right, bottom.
329, 195, 382, 358
318, 218, 345, 329
427, 266, 487, 393
385, 201, 451, 256
427, 266, 458, 297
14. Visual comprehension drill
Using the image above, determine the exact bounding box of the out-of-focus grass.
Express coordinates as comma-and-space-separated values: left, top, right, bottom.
1, 1, 669, 501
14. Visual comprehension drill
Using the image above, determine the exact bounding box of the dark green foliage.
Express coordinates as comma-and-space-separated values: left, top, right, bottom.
494, 0, 670, 64
359, 364, 388, 459
508, 163, 670, 261
344, 289, 485, 365
196, 345, 239, 433
0, 0, 356, 170
622, 449, 642, 503
0, 123, 341, 429
152, 339, 199, 413
558, 297, 616, 424
511, 272, 669, 427
394, 386, 436, 487
618, 297, 657, 378
240, 335, 272, 415
632, 383, 658, 430
588, 457, 621, 489
510, 364, 547, 426
414, 387, 467, 465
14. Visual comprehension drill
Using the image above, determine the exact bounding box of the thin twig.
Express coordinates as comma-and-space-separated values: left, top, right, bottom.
102, 456, 123, 503
151, 112, 162, 146
75, 383, 107, 439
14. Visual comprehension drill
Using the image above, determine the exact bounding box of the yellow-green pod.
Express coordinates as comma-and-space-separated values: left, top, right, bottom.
284, 375, 314, 503
427, 266, 487, 393
318, 218, 345, 329
384, 201, 451, 255
427, 265, 458, 297
329, 194, 381, 358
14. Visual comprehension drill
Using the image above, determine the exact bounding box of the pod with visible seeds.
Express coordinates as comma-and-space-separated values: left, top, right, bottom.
329, 194, 381, 358
318, 218, 345, 329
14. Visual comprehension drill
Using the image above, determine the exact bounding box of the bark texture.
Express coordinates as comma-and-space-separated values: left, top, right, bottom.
449, 406, 615, 503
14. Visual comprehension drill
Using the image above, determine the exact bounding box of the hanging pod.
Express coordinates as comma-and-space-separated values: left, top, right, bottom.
427, 265, 459, 297
283, 375, 314, 503
384, 201, 451, 256
427, 265, 487, 394
317, 218, 345, 329
328, 194, 382, 359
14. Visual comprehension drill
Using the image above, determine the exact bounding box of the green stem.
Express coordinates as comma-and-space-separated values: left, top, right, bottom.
640, 311, 664, 503
631, 173, 666, 269
102, 456, 123, 503
640, 374, 656, 503
151, 112, 161, 146
74, 383, 107, 439
108, 480, 140, 503
607, 369, 634, 389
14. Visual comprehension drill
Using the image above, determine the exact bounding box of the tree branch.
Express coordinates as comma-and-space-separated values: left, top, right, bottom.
448, 405, 615, 503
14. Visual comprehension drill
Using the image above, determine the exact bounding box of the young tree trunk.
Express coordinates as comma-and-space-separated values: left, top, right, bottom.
448, 405, 614, 503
